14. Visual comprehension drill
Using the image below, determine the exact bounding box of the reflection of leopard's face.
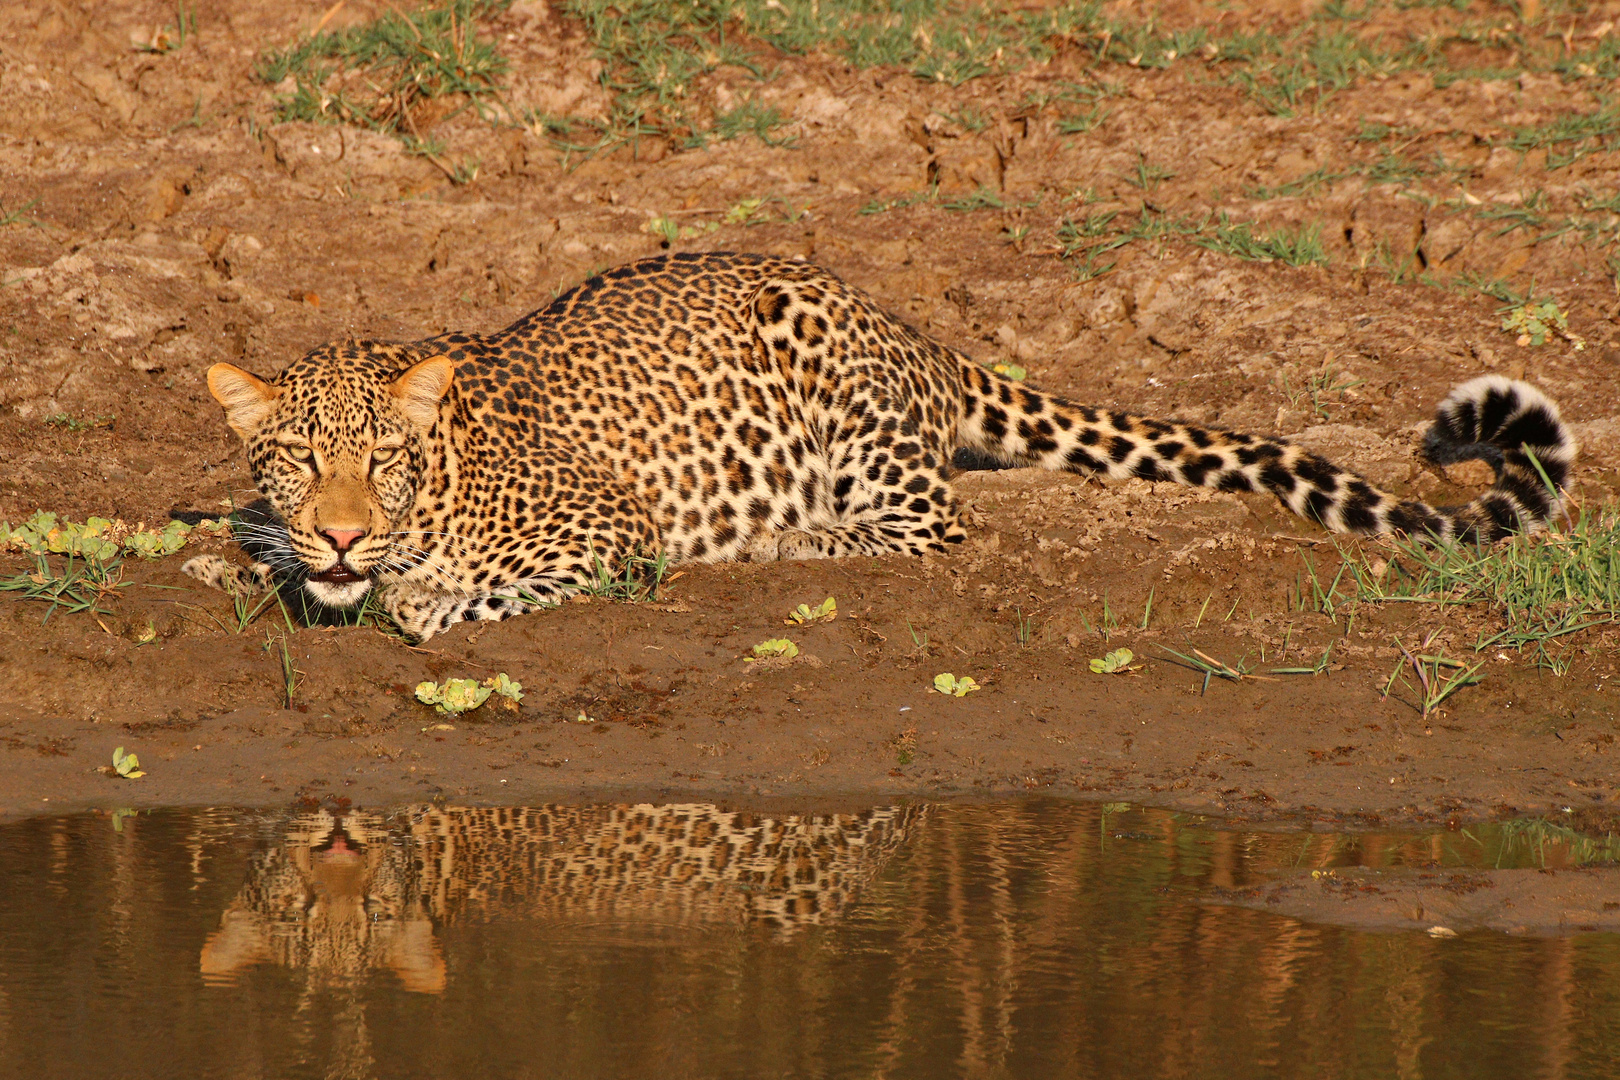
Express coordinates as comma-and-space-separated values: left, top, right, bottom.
201, 803, 921, 992
200, 809, 444, 992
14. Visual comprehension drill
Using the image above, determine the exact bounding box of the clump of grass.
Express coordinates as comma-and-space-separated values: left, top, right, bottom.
860, 185, 939, 216
1193, 214, 1328, 266
43, 413, 115, 433
1057, 206, 1334, 280
1289, 555, 1353, 619
1056, 207, 1204, 281
557, 0, 1153, 155
1279, 360, 1366, 420
1245, 166, 1351, 200
576, 549, 674, 603
1078, 591, 1122, 641
1506, 103, 1620, 169
941, 187, 1006, 212
257, 0, 510, 167
1125, 152, 1175, 192
1351, 502, 1620, 652
1270, 641, 1336, 676
1014, 605, 1037, 645
553, 0, 1607, 163
0, 553, 125, 624
1379, 636, 1484, 721
1477, 189, 1550, 237
1055, 104, 1109, 134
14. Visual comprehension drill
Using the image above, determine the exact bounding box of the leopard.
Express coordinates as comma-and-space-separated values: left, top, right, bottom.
187, 251, 1576, 642
199, 802, 921, 991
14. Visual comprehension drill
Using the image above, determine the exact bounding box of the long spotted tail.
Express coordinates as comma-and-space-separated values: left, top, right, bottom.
956, 366, 1574, 542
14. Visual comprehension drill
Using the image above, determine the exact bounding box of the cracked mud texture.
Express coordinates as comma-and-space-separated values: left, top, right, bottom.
2, 0, 1618, 824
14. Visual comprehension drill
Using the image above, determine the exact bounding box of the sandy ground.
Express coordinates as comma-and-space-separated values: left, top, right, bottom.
2, 0, 1618, 825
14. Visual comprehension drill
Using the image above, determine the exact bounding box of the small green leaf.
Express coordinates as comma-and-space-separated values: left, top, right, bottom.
932, 672, 980, 697
112, 747, 144, 779
1089, 647, 1136, 674
483, 672, 524, 702
990, 361, 1028, 381
785, 596, 836, 625
724, 197, 765, 224
124, 520, 192, 559
414, 678, 492, 714
747, 638, 799, 660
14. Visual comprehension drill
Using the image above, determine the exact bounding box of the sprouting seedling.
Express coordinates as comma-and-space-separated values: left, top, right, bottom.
785, 597, 836, 625
932, 672, 980, 697
746, 638, 799, 661
1089, 647, 1138, 674
112, 747, 145, 779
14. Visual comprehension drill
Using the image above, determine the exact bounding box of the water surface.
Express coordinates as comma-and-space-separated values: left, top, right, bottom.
0, 801, 1616, 1080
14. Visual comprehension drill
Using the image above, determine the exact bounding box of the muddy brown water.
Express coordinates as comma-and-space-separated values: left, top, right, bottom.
2, 800, 1617, 1080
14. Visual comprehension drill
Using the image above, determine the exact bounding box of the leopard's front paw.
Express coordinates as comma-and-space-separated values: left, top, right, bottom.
182, 555, 272, 597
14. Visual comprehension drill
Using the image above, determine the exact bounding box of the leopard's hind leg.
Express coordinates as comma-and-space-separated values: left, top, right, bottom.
745, 449, 967, 561
742, 274, 969, 561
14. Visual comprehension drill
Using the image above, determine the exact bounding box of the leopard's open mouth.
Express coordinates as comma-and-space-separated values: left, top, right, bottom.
309, 562, 367, 585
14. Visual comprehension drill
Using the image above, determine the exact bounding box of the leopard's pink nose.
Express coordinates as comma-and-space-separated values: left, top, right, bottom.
320, 528, 367, 553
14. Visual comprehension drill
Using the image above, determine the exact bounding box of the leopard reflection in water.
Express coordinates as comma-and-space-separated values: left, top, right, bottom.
199, 803, 922, 992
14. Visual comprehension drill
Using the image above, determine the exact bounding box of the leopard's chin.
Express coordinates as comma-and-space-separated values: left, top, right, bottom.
304, 577, 373, 608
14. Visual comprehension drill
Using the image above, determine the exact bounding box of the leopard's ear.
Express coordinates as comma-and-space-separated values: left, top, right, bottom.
390, 355, 454, 429
207, 363, 280, 440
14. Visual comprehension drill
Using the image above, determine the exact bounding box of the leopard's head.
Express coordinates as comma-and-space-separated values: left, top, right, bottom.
206, 342, 452, 609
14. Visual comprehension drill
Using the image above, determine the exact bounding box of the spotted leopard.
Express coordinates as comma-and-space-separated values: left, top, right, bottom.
186, 251, 1575, 641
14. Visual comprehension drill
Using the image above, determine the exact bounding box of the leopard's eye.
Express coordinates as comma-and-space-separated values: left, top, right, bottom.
371, 446, 400, 466
283, 444, 313, 463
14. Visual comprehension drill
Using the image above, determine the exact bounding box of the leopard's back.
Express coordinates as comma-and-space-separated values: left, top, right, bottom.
426, 251, 968, 565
